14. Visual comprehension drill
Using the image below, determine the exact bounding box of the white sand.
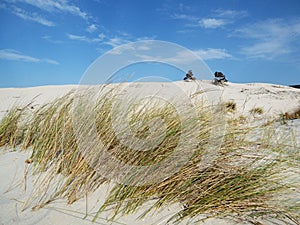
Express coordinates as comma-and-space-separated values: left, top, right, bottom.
0, 81, 299, 225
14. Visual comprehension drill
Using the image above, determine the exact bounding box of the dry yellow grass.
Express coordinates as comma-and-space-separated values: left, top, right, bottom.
0, 85, 299, 224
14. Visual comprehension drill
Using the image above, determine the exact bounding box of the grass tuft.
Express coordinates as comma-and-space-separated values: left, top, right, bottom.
224, 101, 236, 112
250, 107, 264, 116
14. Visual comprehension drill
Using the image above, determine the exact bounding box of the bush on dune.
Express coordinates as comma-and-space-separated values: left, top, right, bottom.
0, 85, 299, 224
283, 107, 300, 120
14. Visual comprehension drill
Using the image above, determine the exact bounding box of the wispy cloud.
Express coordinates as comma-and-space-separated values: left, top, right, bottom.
103, 35, 154, 48
158, 2, 193, 15
43, 58, 59, 65
198, 18, 226, 29
67, 33, 105, 43
234, 18, 300, 59
107, 37, 154, 55
86, 24, 97, 33
241, 41, 290, 59
67, 34, 90, 42
197, 9, 248, 29
212, 9, 248, 19
106, 42, 231, 75
2, 0, 88, 27
67, 32, 147, 48
171, 13, 198, 21
134, 50, 197, 65
0, 49, 39, 63
194, 48, 232, 60
163, 2, 196, 23
12, 0, 88, 19
1, 4, 55, 26
42, 35, 63, 44
14, 6, 55, 26
104, 37, 131, 47
171, 8, 247, 29
0, 49, 59, 64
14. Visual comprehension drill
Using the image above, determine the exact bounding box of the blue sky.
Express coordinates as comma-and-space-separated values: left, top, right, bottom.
0, 0, 300, 87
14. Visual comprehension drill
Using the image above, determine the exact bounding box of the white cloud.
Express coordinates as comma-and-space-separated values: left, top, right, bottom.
42, 35, 63, 44
0, 49, 59, 64
164, 50, 201, 64
170, 8, 247, 30
107, 41, 231, 64
2, 4, 55, 26
235, 18, 300, 40
14, 7, 55, 26
6, 0, 88, 19
134, 51, 190, 64
43, 58, 59, 65
67, 34, 89, 41
67, 32, 153, 50
171, 13, 198, 21
68, 32, 152, 52
134, 49, 204, 65
87, 24, 97, 33
1, 0, 88, 20
67, 33, 105, 43
158, 2, 193, 15
234, 18, 300, 59
105, 42, 228, 77
198, 18, 226, 29
212, 9, 248, 19
194, 48, 232, 60
98, 33, 106, 40
0, 49, 39, 62
104, 37, 130, 47
241, 41, 290, 59
108, 40, 153, 55
177, 3, 193, 12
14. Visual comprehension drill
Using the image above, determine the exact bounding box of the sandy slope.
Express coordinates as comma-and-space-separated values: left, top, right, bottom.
0, 81, 299, 225
1, 81, 300, 119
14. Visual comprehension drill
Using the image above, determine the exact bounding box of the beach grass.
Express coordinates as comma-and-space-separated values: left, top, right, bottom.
249, 107, 264, 116
224, 101, 236, 112
0, 106, 27, 148
0, 84, 299, 224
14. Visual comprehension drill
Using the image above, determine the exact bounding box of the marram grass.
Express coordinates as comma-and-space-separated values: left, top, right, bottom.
0, 106, 28, 148
0, 85, 299, 224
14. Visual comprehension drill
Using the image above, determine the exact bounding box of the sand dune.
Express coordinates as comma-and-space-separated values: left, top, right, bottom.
1, 81, 299, 119
0, 81, 299, 225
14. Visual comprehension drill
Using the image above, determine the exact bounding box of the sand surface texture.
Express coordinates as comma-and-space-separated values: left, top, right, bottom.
0, 81, 299, 225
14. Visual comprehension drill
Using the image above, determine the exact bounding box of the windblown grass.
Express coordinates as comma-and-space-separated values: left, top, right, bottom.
98, 118, 299, 224
0, 106, 27, 148
0, 84, 299, 224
